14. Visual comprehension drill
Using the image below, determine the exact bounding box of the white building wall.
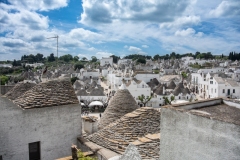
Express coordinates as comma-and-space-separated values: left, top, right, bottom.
100, 57, 113, 66
160, 107, 240, 160
82, 71, 100, 78
135, 74, 159, 83
0, 97, 81, 160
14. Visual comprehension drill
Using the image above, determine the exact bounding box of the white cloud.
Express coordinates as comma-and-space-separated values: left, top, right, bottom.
78, 54, 90, 60
7, 0, 68, 11
69, 28, 103, 42
0, 7, 49, 32
142, 45, 149, 48
128, 46, 142, 52
160, 16, 201, 28
88, 47, 95, 51
96, 52, 113, 58
80, 0, 193, 24
128, 46, 146, 55
209, 1, 240, 17
175, 28, 196, 36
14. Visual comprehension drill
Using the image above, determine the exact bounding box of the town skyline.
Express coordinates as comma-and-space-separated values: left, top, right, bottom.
0, 0, 240, 61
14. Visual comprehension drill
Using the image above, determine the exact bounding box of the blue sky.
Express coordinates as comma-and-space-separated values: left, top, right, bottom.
0, 0, 240, 60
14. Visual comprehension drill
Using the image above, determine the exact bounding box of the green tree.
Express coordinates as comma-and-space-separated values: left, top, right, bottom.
163, 96, 175, 105
74, 56, 79, 62
0, 75, 9, 85
35, 53, 44, 62
153, 54, 160, 60
48, 53, 55, 62
138, 94, 152, 107
71, 77, 79, 85
91, 56, 97, 62
81, 57, 88, 61
137, 58, 146, 64
110, 55, 120, 63
59, 54, 73, 62
74, 63, 84, 70
181, 71, 188, 82
12, 59, 17, 66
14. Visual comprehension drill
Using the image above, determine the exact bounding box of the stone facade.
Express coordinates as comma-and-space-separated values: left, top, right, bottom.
160, 99, 240, 160
0, 97, 82, 160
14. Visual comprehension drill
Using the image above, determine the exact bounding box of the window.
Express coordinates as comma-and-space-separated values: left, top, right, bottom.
233, 89, 235, 93
223, 89, 225, 93
29, 142, 40, 160
179, 96, 181, 99
211, 88, 213, 93
215, 89, 216, 93
159, 104, 161, 106
160, 98, 161, 100
0, 155, 2, 160
210, 81, 213, 84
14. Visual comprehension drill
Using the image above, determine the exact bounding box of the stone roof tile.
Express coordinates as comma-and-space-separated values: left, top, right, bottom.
87, 107, 160, 159
13, 79, 79, 109
4, 82, 36, 100
98, 89, 139, 130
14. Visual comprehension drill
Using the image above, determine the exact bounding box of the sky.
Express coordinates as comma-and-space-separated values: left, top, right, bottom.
0, 0, 240, 60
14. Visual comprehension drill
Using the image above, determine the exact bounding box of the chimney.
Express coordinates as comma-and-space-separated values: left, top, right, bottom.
71, 145, 78, 160
163, 85, 166, 95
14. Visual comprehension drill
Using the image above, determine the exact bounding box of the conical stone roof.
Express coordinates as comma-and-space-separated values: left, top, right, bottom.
173, 82, 184, 96
88, 107, 160, 159
98, 89, 139, 130
4, 82, 36, 100
167, 80, 176, 89
13, 79, 79, 109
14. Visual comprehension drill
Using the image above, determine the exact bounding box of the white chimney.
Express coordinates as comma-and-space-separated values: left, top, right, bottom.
163, 86, 165, 95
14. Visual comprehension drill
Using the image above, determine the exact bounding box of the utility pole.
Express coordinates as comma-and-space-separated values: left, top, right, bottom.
47, 35, 59, 68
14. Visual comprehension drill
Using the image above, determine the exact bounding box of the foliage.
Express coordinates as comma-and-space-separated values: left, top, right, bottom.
163, 96, 175, 105
123, 54, 151, 60
71, 77, 79, 85
21, 53, 44, 63
189, 63, 202, 69
0, 67, 14, 75
74, 62, 84, 70
77, 150, 96, 160
59, 54, 73, 62
228, 51, 240, 61
91, 56, 98, 62
74, 56, 79, 62
138, 94, 152, 106
170, 95, 175, 102
181, 72, 188, 80
12, 59, 22, 66
0, 75, 9, 85
81, 57, 88, 61
153, 69, 159, 74
137, 58, 146, 64
110, 55, 120, 63
48, 53, 55, 62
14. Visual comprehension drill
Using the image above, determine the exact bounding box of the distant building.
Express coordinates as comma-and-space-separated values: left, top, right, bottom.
100, 57, 113, 66
0, 63, 12, 68
25, 63, 44, 68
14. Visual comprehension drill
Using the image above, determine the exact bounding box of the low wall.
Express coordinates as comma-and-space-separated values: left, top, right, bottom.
160, 108, 240, 160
